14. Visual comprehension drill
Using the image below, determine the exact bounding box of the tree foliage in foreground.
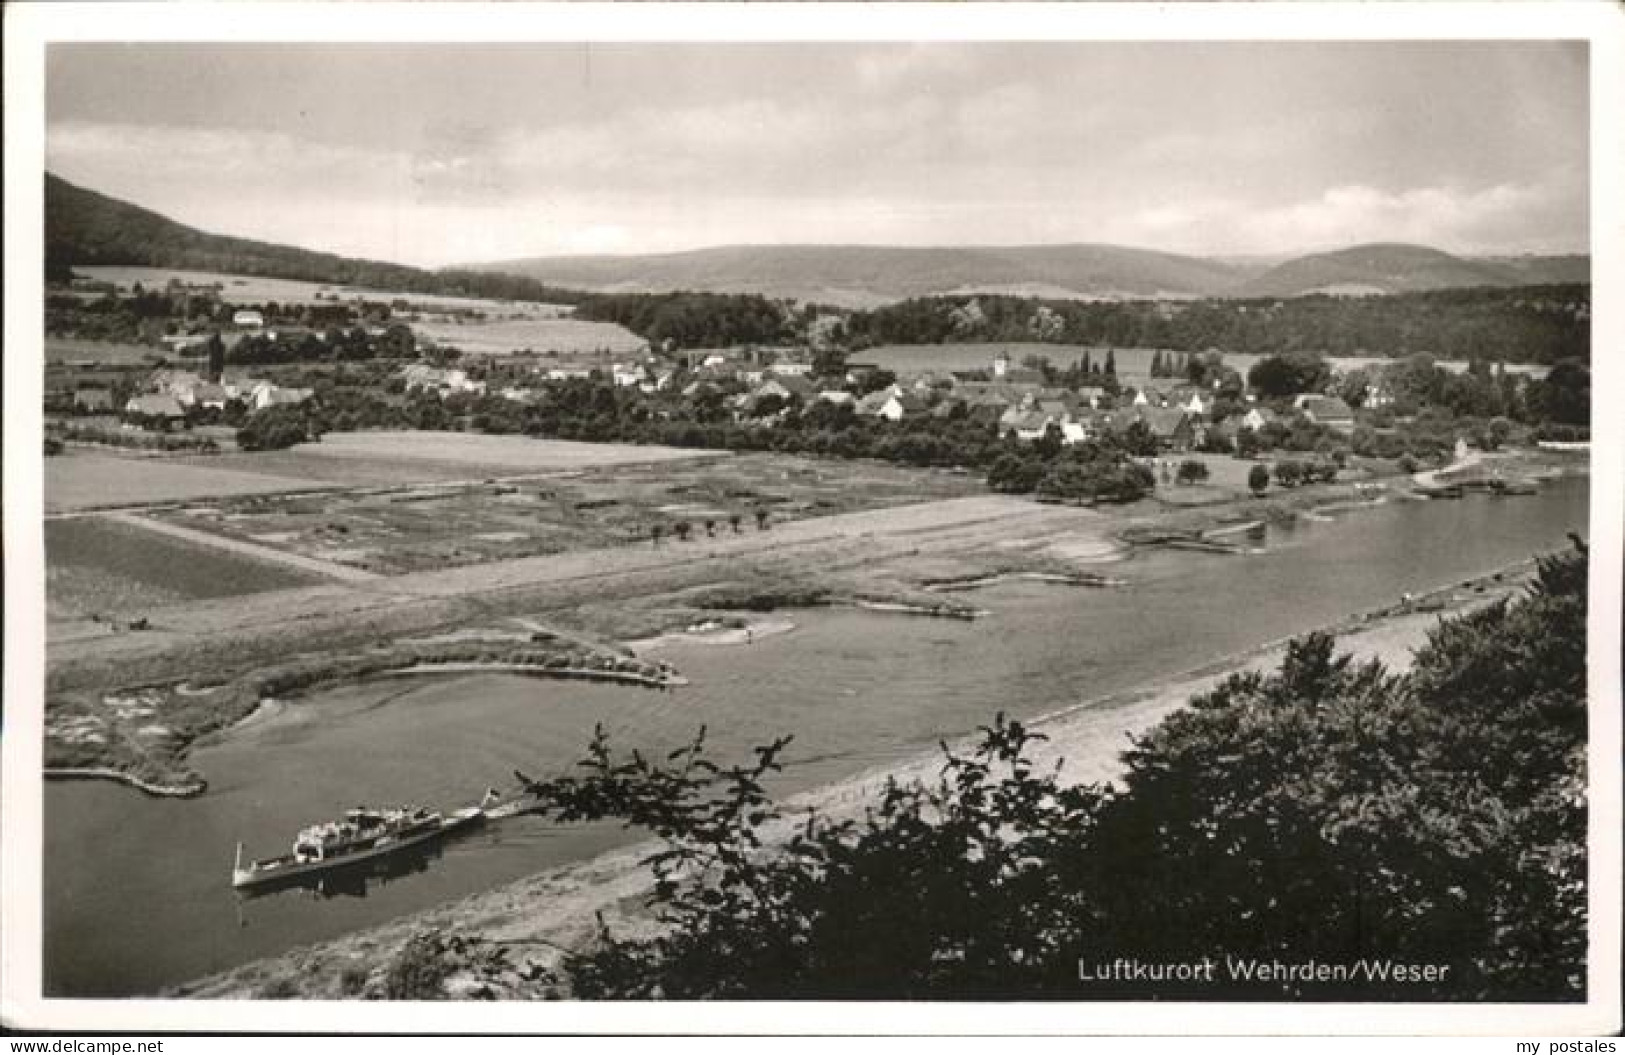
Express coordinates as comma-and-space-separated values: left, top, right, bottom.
514, 544, 1587, 1001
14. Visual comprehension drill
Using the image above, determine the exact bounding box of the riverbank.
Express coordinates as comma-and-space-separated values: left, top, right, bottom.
44, 633, 683, 796
42, 767, 206, 799
170, 558, 1534, 999
628, 616, 798, 651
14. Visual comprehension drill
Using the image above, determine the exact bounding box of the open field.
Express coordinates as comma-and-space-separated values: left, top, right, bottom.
79, 433, 725, 503
45, 451, 333, 513
46, 493, 1098, 688
411, 316, 646, 355
70, 265, 569, 316
286, 431, 723, 472
45, 517, 324, 620
146, 451, 982, 576
45, 338, 169, 366
168, 450, 514, 486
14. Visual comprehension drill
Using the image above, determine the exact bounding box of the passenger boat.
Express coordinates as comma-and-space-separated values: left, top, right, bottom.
232, 797, 489, 890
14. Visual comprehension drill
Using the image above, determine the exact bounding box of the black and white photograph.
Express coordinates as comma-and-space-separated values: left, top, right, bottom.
3, 1, 1620, 1038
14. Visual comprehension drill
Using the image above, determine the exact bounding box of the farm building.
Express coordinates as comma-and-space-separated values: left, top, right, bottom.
73, 386, 115, 413
1295, 394, 1356, 432
252, 385, 314, 410
124, 393, 186, 420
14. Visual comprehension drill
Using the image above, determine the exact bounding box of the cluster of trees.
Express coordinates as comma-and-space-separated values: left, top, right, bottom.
45, 285, 210, 346
986, 426, 1155, 504
840, 286, 1589, 365
574, 292, 795, 350
1270, 457, 1341, 488
47, 276, 428, 357
236, 404, 321, 452
1021, 350, 1119, 390
49, 420, 219, 452
1247, 351, 1336, 398
1145, 349, 1235, 386
224, 323, 416, 366
480, 543, 1588, 1000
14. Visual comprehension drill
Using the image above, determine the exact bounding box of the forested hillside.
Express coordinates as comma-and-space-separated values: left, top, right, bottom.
45, 174, 583, 305
843, 286, 1591, 364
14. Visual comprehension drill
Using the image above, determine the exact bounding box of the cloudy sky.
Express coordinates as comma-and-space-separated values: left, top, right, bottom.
46, 42, 1588, 266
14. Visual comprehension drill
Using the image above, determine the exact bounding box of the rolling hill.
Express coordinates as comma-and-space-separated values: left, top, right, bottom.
43, 173, 581, 304
476, 243, 1260, 306
46, 173, 1587, 306
480, 241, 1588, 304
1236, 243, 1585, 297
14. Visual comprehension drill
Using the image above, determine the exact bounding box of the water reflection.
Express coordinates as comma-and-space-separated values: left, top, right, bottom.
234, 816, 505, 907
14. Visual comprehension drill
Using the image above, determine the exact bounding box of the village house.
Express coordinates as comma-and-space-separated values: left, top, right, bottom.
401, 363, 485, 395
189, 382, 230, 410
961, 389, 1014, 424
251, 385, 314, 410
1211, 406, 1280, 449
837, 362, 878, 385
990, 351, 1045, 386
1137, 407, 1199, 451
738, 375, 816, 417
611, 362, 648, 388
1294, 394, 1356, 432
910, 371, 954, 394
876, 391, 928, 422
752, 375, 816, 403
1006, 409, 1055, 443
226, 377, 272, 404
638, 368, 679, 394
160, 333, 211, 355
231, 309, 265, 329
1361, 381, 1397, 409
1240, 406, 1279, 432
124, 392, 186, 420
683, 377, 733, 402
767, 360, 815, 378
73, 385, 115, 413
854, 387, 901, 418
1075, 385, 1109, 410
1167, 386, 1212, 416
149, 368, 204, 400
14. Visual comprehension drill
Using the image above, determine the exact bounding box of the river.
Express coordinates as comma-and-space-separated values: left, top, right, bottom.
43, 476, 1588, 995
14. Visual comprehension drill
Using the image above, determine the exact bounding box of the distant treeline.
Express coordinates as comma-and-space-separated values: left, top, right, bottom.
843, 285, 1591, 365
45, 174, 586, 307
564, 284, 1590, 364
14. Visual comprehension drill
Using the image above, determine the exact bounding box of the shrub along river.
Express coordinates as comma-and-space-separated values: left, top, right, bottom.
44, 475, 1588, 995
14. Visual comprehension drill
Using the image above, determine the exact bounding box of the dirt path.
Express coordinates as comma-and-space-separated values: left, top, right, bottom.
103, 511, 381, 582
